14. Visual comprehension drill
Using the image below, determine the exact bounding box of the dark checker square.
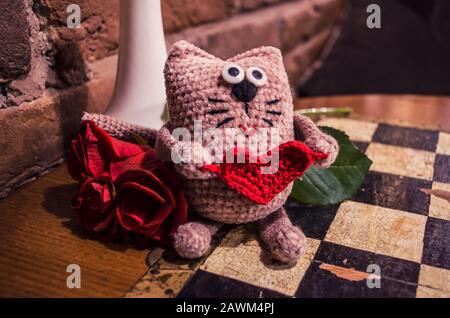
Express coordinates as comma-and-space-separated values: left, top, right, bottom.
352, 171, 432, 215
313, 241, 420, 284
295, 262, 417, 298
433, 154, 450, 184
352, 141, 369, 153
285, 198, 340, 240
422, 217, 450, 270
177, 270, 287, 298
372, 124, 439, 152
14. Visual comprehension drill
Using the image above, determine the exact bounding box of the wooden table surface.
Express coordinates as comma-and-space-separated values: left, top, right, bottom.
295, 94, 450, 133
0, 94, 449, 297
0, 167, 149, 297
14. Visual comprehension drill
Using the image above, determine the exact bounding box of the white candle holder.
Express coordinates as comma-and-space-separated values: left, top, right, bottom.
105, 0, 167, 128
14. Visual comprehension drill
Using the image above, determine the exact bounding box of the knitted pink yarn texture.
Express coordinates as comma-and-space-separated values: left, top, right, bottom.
82, 112, 157, 146
83, 41, 339, 263
162, 41, 296, 223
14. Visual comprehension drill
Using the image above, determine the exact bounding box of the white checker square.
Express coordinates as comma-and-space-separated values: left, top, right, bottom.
325, 201, 427, 263
200, 226, 320, 296
366, 143, 436, 181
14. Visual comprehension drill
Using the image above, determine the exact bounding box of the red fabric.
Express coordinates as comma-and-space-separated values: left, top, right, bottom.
202, 141, 328, 205
68, 120, 187, 245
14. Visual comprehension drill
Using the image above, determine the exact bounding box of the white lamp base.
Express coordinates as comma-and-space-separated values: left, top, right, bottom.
105, 0, 167, 129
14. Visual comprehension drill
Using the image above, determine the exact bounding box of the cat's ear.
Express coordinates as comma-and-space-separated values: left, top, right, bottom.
167, 40, 218, 61
228, 46, 284, 67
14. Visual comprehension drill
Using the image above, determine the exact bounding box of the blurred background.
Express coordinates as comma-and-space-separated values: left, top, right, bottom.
1, 0, 449, 198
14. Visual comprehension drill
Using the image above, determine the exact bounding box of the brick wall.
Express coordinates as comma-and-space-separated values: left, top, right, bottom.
0, 0, 345, 197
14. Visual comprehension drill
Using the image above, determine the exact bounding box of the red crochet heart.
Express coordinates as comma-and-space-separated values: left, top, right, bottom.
202, 140, 328, 205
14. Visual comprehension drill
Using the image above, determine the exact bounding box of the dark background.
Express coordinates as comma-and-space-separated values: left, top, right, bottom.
300, 0, 450, 96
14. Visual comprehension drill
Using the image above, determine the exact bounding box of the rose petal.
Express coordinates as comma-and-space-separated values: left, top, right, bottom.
116, 185, 174, 236
92, 210, 116, 232
114, 169, 171, 204
73, 176, 116, 233
69, 121, 188, 242
87, 121, 148, 160
120, 181, 166, 205
140, 204, 173, 232
110, 150, 160, 181
115, 188, 168, 234
116, 209, 145, 232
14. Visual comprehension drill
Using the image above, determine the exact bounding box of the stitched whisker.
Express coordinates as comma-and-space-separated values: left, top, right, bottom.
208, 97, 226, 103
263, 118, 273, 126
266, 110, 282, 116
206, 109, 230, 115
266, 98, 281, 105
216, 117, 235, 128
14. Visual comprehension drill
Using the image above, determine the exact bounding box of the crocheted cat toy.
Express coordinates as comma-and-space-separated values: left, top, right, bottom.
84, 41, 339, 264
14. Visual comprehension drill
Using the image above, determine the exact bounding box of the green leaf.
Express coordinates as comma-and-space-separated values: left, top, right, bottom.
290, 126, 372, 206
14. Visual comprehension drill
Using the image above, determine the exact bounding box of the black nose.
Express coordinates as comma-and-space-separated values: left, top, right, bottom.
232, 79, 257, 103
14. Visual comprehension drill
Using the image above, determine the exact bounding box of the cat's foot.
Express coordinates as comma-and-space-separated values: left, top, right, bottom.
258, 208, 307, 264
267, 224, 307, 264
173, 220, 220, 259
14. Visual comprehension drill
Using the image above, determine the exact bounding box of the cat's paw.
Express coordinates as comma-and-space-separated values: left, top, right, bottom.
173, 222, 212, 259
267, 225, 307, 264
174, 163, 215, 179
172, 142, 215, 179
306, 133, 339, 168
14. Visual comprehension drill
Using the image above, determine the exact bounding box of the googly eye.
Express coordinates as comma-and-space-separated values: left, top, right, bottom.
246, 67, 267, 87
222, 64, 245, 84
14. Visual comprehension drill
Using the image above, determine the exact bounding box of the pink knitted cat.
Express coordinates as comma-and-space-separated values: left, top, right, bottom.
84, 41, 338, 264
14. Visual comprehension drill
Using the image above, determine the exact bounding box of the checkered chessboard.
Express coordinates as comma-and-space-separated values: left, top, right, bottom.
127, 118, 450, 298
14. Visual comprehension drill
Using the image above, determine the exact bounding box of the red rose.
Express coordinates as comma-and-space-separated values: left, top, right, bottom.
67, 120, 187, 244
114, 169, 187, 241
72, 176, 117, 233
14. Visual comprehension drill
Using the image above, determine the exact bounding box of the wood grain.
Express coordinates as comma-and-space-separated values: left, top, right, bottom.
295, 94, 450, 133
2, 94, 449, 297
0, 165, 148, 297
